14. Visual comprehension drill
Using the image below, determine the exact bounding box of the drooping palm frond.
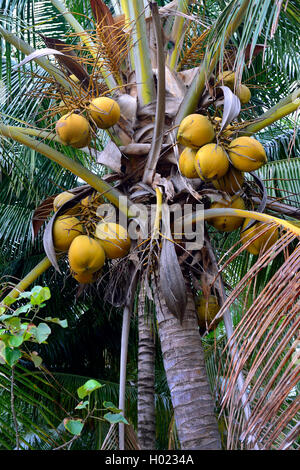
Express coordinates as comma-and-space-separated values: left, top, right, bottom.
209, 230, 300, 450
0, 362, 139, 450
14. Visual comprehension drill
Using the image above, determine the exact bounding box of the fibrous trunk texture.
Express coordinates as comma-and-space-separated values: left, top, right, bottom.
137, 284, 156, 449
154, 280, 221, 450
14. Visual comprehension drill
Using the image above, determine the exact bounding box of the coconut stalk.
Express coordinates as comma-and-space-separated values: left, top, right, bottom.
0, 124, 130, 217
127, 0, 156, 106
183, 208, 300, 237
142, 1, 165, 185
241, 99, 300, 136
5, 126, 59, 143
49, 0, 118, 90
0, 26, 73, 91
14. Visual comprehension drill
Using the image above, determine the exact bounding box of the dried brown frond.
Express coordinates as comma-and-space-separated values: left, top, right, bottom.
212, 232, 300, 449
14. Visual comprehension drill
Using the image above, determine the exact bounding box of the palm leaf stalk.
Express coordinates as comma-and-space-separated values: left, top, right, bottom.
0, 124, 129, 216
1, 256, 52, 309
126, 0, 155, 106
241, 99, 300, 136
142, 1, 165, 184
0, 25, 72, 91
167, 0, 191, 71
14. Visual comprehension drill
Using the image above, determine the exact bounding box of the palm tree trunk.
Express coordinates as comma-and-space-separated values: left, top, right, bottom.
137, 281, 156, 449
154, 278, 221, 450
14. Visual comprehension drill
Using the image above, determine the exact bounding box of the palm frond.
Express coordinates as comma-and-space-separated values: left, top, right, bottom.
213, 233, 300, 449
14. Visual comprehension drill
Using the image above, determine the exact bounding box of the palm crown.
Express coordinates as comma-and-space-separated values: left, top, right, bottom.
0, 0, 299, 451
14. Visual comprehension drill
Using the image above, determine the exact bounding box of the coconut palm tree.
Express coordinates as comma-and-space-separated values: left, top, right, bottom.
0, 0, 299, 450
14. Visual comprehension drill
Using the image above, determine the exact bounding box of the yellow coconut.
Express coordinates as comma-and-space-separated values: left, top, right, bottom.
68, 235, 106, 274
56, 112, 91, 149
237, 84, 251, 104
177, 114, 215, 149
195, 143, 229, 181
196, 295, 220, 331
228, 136, 267, 172
89, 97, 120, 129
178, 147, 198, 179
95, 222, 131, 259
53, 216, 83, 252
53, 191, 78, 215
212, 166, 244, 195
72, 271, 94, 284
209, 195, 245, 232
240, 218, 279, 255
217, 70, 235, 87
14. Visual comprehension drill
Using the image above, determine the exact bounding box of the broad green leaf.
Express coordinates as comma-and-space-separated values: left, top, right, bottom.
3, 347, 22, 367
75, 400, 89, 410
104, 412, 129, 425
77, 379, 105, 399
45, 317, 68, 328
64, 418, 84, 436
33, 323, 51, 344
103, 401, 122, 413
14, 304, 32, 315
4, 318, 21, 329
30, 286, 51, 306
8, 335, 24, 348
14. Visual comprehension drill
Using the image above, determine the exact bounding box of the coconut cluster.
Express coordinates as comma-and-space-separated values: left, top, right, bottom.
55, 86, 121, 149
52, 191, 131, 285
177, 110, 278, 253
217, 70, 251, 105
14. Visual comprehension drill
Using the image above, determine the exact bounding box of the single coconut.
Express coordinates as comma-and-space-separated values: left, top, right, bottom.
196, 294, 220, 332
178, 147, 198, 179
195, 143, 229, 181
95, 222, 131, 259
89, 96, 121, 129
56, 112, 91, 148
72, 271, 94, 284
209, 195, 245, 232
53, 215, 83, 252
237, 84, 251, 104
228, 136, 267, 172
53, 191, 77, 215
217, 70, 235, 87
177, 114, 215, 149
212, 166, 244, 195
240, 218, 279, 255
68, 235, 106, 274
